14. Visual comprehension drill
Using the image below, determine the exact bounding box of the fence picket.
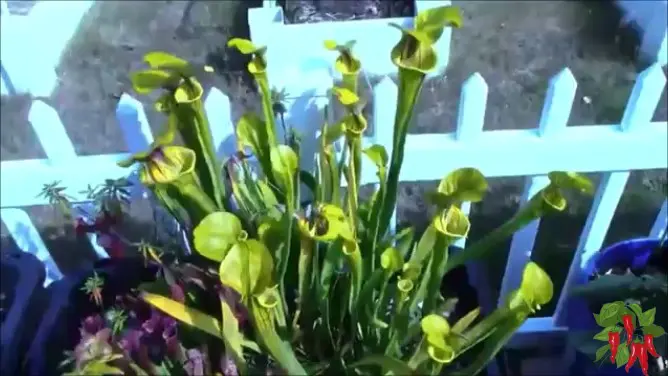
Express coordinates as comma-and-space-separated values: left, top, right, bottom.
452, 72, 492, 318
553, 171, 630, 327
115, 94, 154, 201
115, 94, 154, 153
204, 87, 236, 157
371, 77, 398, 232
456, 72, 488, 141
497, 176, 551, 307
372, 77, 397, 154
538, 68, 577, 136
1, 208, 63, 285
620, 63, 667, 131
28, 100, 76, 161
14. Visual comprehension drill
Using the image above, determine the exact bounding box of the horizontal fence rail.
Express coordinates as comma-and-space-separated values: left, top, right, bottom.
0, 0, 93, 96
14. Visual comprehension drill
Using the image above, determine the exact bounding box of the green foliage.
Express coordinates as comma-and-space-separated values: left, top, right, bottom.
78, 5, 597, 376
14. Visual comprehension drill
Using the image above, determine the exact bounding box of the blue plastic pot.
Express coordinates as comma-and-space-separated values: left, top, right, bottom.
1, 249, 47, 375
22, 257, 159, 376
568, 238, 662, 376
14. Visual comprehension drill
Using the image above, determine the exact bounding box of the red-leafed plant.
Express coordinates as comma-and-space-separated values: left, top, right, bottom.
58, 260, 257, 376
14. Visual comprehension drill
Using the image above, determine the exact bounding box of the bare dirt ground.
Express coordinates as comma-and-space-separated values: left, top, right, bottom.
1, 1, 666, 311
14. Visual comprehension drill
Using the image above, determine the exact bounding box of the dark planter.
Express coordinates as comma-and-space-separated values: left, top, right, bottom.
1, 249, 48, 375
22, 257, 159, 376
568, 237, 665, 376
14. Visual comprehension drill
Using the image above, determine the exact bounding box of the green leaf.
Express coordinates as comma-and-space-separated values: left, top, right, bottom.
363, 144, 388, 171
323, 39, 338, 50
332, 86, 360, 106
547, 171, 595, 195
380, 247, 404, 272
599, 301, 625, 327
452, 307, 480, 334
130, 69, 173, 94
615, 344, 629, 368
219, 297, 247, 373
321, 120, 345, 147
593, 313, 602, 326
411, 224, 438, 265
519, 262, 554, 307
415, 6, 463, 43
219, 239, 275, 297
432, 205, 471, 239
595, 344, 610, 362
141, 292, 223, 339
193, 212, 245, 262
394, 227, 415, 258
236, 113, 265, 155
437, 168, 488, 203
642, 324, 665, 338
270, 145, 299, 183
82, 361, 124, 375
640, 307, 656, 327
143, 51, 189, 71
630, 303, 643, 319
227, 38, 260, 54
356, 269, 385, 317
350, 355, 414, 375
593, 326, 620, 341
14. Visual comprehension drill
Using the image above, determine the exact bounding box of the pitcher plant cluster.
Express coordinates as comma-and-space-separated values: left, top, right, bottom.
63, 6, 597, 376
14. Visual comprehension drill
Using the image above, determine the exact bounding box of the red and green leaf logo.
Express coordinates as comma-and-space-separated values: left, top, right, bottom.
593, 301, 665, 376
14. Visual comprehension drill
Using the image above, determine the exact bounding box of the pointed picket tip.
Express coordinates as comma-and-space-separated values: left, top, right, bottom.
28, 100, 76, 160
636, 63, 667, 86
537, 67, 578, 137
117, 93, 142, 109
620, 63, 666, 131
374, 76, 397, 96
204, 87, 235, 157
115, 92, 153, 153
372, 76, 397, 149
548, 68, 577, 92
456, 72, 488, 141
204, 87, 231, 110
462, 72, 488, 95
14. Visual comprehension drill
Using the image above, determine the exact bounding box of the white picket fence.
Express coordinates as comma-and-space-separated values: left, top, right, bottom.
1, 0, 667, 367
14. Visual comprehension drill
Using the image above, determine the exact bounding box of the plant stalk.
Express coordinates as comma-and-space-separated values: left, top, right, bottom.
250, 302, 307, 375
445, 203, 541, 273
370, 68, 425, 255
172, 173, 217, 225
174, 93, 226, 210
